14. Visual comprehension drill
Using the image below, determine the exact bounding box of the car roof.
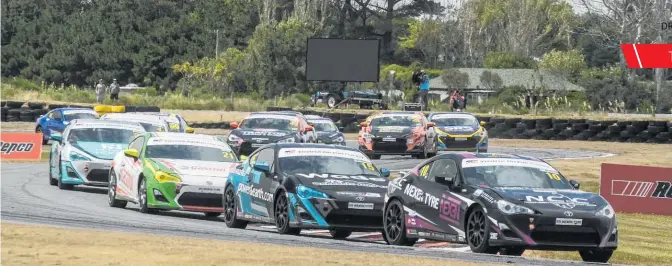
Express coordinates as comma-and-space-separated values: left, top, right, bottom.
102, 113, 167, 123
433, 152, 547, 164
54, 107, 96, 112
304, 115, 324, 119
128, 112, 181, 117
428, 112, 476, 117
270, 143, 361, 152
145, 132, 222, 140
69, 118, 145, 128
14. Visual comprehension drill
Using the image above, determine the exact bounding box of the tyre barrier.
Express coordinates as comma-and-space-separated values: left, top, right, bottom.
189, 111, 672, 144
1, 101, 160, 122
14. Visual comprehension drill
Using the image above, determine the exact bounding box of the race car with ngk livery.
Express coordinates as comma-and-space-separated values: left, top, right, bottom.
383, 153, 617, 263
227, 112, 317, 156
100, 113, 170, 132
358, 112, 438, 159
108, 132, 239, 217
48, 119, 146, 190
222, 143, 391, 238
305, 115, 346, 145
427, 112, 488, 152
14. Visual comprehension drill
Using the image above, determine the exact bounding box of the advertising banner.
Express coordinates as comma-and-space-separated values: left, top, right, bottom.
600, 163, 672, 216
0, 133, 43, 161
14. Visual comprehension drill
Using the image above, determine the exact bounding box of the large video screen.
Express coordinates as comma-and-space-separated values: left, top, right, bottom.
305, 38, 380, 82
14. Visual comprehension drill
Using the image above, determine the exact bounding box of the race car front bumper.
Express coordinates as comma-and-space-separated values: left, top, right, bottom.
148, 182, 225, 213
60, 160, 112, 186
359, 137, 426, 156
437, 134, 488, 152
488, 213, 618, 251
288, 193, 384, 231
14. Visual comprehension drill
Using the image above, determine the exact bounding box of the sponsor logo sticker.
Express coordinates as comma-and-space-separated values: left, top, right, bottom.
348, 202, 374, 210
0, 133, 42, 160
555, 218, 582, 226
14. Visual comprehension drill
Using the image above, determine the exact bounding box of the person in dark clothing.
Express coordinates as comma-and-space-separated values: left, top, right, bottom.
109, 79, 120, 101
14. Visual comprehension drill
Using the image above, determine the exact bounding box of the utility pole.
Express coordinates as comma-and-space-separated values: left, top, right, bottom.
214, 29, 220, 58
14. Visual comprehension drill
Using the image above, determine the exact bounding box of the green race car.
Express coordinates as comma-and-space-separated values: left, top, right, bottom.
108, 132, 239, 217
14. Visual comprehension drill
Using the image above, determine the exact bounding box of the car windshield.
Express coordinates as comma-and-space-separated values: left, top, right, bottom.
240, 117, 298, 131
309, 120, 338, 132
145, 144, 237, 162
462, 165, 572, 189
64, 112, 97, 120
138, 122, 164, 132
67, 128, 137, 144
370, 115, 421, 127
278, 153, 379, 176
432, 116, 478, 127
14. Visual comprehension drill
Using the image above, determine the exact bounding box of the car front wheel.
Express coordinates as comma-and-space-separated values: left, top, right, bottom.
223, 185, 248, 229
274, 192, 301, 235
466, 206, 498, 254
108, 169, 127, 208
383, 199, 417, 246
138, 177, 156, 214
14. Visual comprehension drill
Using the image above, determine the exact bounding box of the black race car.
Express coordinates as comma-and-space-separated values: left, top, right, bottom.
383, 153, 617, 263
305, 115, 346, 145
223, 143, 391, 238
227, 112, 318, 156
358, 111, 438, 159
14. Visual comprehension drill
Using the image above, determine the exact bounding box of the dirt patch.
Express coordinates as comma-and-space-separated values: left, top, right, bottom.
1, 223, 493, 266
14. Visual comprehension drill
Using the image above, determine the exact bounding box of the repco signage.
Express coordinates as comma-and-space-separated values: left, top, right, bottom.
600, 163, 672, 216
0, 133, 43, 161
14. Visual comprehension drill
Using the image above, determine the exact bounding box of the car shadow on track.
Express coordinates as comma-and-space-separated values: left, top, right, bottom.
73, 186, 107, 195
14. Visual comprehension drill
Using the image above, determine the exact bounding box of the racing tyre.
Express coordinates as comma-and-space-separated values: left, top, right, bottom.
48, 152, 57, 186
579, 249, 614, 263
223, 186, 248, 228
35, 126, 48, 145
383, 199, 418, 246
138, 177, 157, 214
329, 229, 352, 239
108, 170, 127, 208
466, 206, 498, 254
327, 95, 339, 109
205, 212, 221, 217
274, 192, 301, 235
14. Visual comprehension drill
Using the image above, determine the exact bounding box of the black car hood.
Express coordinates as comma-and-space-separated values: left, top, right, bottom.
231, 128, 293, 142
371, 126, 413, 137
489, 187, 607, 212
292, 173, 388, 201
316, 132, 343, 141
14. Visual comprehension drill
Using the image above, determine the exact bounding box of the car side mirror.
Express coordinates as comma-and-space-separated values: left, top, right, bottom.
229, 122, 239, 129
480, 121, 486, 126
360, 122, 368, 127
253, 161, 271, 173
435, 175, 455, 187
569, 179, 580, 190
305, 125, 314, 132
380, 168, 390, 178
426, 122, 435, 128
186, 127, 195, 133
124, 148, 139, 159
50, 134, 62, 142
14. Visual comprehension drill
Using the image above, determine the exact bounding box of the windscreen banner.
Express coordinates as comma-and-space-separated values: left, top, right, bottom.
600, 163, 672, 215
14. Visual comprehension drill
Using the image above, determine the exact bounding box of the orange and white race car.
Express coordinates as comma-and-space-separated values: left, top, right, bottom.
357, 111, 438, 159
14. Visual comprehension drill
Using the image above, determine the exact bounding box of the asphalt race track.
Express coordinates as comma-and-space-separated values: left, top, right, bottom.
1, 144, 616, 266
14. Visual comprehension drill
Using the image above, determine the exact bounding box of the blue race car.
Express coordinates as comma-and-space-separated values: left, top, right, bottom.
222, 143, 390, 238
427, 112, 488, 152
36, 108, 99, 144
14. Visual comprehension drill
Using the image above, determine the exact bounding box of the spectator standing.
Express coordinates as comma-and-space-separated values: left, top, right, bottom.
95, 79, 107, 103
109, 79, 120, 101
418, 70, 430, 110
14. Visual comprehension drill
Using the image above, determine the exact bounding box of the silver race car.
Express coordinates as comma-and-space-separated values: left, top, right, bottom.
100, 113, 170, 132
48, 119, 147, 189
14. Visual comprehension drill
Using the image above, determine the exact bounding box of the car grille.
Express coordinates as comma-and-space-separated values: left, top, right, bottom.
530, 226, 601, 245
239, 142, 260, 156
372, 138, 407, 153
439, 136, 480, 149
86, 169, 109, 182
177, 192, 222, 208
325, 213, 382, 227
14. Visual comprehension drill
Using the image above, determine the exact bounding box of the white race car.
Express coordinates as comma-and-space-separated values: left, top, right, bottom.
100, 113, 170, 132
48, 119, 147, 189
108, 132, 239, 217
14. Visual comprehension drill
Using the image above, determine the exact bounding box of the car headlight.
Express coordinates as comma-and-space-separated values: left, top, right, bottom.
332, 136, 344, 143
497, 200, 534, 215
296, 184, 328, 199
154, 171, 182, 183
596, 204, 615, 219
278, 137, 295, 143
69, 151, 91, 161
228, 134, 241, 142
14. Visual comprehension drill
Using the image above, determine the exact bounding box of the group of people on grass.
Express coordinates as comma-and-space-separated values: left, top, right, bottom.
412, 69, 466, 111
95, 79, 121, 103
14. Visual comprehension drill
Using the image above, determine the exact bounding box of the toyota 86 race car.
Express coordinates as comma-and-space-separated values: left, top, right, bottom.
108, 132, 239, 217
227, 112, 317, 156
130, 112, 195, 133
358, 112, 438, 159
222, 143, 391, 238
427, 112, 488, 152
100, 113, 170, 132
48, 119, 147, 190
383, 153, 617, 263
305, 115, 346, 145
36, 107, 99, 144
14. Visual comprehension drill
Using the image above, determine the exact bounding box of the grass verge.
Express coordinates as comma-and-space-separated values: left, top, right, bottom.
1, 223, 493, 266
